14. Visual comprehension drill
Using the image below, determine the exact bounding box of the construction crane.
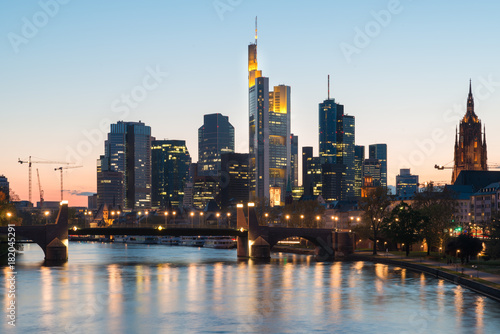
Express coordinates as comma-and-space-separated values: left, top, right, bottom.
18, 156, 71, 203
54, 166, 83, 201
36, 169, 44, 209
435, 163, 500, 170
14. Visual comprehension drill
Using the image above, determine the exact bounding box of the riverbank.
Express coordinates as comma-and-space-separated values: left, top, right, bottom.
350, 251, 500, 303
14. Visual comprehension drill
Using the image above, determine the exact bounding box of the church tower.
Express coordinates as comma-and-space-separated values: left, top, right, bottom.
452, 81, 487, 183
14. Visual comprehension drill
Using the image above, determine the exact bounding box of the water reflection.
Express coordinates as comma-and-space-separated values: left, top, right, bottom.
1, 243, 500, 333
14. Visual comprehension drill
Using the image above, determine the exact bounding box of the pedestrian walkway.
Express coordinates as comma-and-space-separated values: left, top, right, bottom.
356, 251, 500, 285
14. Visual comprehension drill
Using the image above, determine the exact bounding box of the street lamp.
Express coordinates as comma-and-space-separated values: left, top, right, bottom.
44, 210, 50, 224
172, 211, 177, 224
145, 211, 149, 224
7, 212, 12, 224
264, 212, 269, 225
216, 212, 220, 228
190, 211, 195, 228
335, 216, 339, 231
316, 215, 321, 229
285, 214, 290, 228
227, 212, 231, 227
199, 212, 204, 227
164, 211, 169, 226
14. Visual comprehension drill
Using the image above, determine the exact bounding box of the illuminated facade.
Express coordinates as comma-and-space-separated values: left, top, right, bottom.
354, 145, 365, 197
363, 159, 382, 187
452, 81, 487, 183
198, 113, 234, 176
99, 121, 152, 209
248, 23, 291, 202
219, 153, 250, 208
290, 134, 299, 187
302, 147, 313, 196
151, 140, 191, 209
368, 144, 387, 187
269, 185, 281, 207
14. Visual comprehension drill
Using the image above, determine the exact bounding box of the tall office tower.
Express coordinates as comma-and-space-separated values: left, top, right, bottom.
363, 158, 382, 186
0, 175, 9, 202
318, 77, 355, 200
354, 145, 365, 197
369, 144, 387, 187
290, 134, 299, 187
248, 21, 291, 203
452, 81, 487, 183
96, 156, 123, 208
99, 121, 152, 209
219, 153, 250, 208
198, 113, 235, 176
396, 168, 419, 197
268, 84, 291, 201
151, 140, 191, 209
302, 147, 313, 196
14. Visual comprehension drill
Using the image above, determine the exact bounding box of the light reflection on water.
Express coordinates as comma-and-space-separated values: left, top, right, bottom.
1, 242, 500, 333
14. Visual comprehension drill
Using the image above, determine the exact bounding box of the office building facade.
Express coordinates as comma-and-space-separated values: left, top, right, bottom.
354, 145, 365, 197
198, 113, 234, 176
396, 168, 419, 197
369, 143, 387, 187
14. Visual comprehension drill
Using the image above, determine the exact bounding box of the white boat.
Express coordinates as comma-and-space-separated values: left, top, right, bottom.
180, 236, 206, 247
125, 236, 159, 244
114, 235, 127, 243
160, 236, 180, 245
204, 236, 236, 249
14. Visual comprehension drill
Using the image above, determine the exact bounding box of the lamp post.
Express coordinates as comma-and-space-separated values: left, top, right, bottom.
316, 215, 321, 229
145, 211, 149, 225
335, 216, 339, 231
216, 212, 220, 228
190, 212, 195, 228
45, 210, 50, 224
7, 212, 12, 225
264, 213, 269, 225
164, 211, 168, 226
300, 214, 304, 228
227, 212, 231, 227
199, 212, 204, 227
285, 214, 290, 228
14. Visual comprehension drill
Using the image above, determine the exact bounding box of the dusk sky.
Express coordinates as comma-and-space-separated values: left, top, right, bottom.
2, 0, 500, 206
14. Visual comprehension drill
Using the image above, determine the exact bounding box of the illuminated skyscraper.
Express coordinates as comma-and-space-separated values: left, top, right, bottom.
248, 19, 291, 203
354, 145, 365, 197
198, 113, 234, 176
99, 121, 152, 209
290, 134, 299, 187
396, 168, 419, 197
369, 143, 387, 187
452, 81, 487, 183
151, 140, 191, 209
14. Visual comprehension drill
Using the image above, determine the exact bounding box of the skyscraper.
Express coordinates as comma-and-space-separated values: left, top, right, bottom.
369, 143, 387, 187
354, 145, 365, 197
98, 121, 152, 209
302, 146, 313, 196
396, 168, 419, 197
452, 81, 487, 183
363, 158, 382, 187
248, 21, 291, 203
318, 78, 355, 200
198, 113, 234, 176
219, 153, 250, 208
290, 134, 299, 187
151, 140, 191, 209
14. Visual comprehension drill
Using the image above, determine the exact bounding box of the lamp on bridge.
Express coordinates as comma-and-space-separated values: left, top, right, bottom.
226, 212, 231, 227
316, 215, 321, 229
164, 211, 169, 226
216, 212, 220, 228
285, 214, 290, 228
199, 212, 204, 227
190, 211, 195, 228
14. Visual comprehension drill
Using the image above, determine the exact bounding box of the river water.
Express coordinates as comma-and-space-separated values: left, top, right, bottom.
2, 242, 500, 333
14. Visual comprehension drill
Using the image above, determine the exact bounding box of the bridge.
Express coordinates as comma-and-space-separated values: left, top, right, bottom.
1, 202, 355, 262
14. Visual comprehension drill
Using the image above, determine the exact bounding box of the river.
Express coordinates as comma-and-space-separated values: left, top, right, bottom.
1, 242, 500, 333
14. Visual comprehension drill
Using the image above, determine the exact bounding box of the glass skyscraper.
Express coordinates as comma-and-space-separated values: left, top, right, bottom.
369, 144, 387, 187
354, 145, 365, 197
99, 121, 152, 209
151, 140, 191, 209
198, 113, 234, 176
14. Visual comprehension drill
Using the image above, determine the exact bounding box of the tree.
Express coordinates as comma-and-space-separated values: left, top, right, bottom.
383, 202, 425, 256
486, 215, 500, 259
455, 233, 483, 263
356, 186, 392, 255
413, 183, 456, 255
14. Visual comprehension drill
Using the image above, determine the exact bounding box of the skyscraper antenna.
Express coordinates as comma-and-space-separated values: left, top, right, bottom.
255, 16, 258, 45
328, 74, 330, 99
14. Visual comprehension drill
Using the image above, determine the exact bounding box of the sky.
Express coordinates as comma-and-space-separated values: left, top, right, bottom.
1, 0, 500, 207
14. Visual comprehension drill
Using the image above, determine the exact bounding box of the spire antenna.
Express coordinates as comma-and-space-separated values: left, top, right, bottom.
469, 78, 472, 95
255, 16, 257, 45
328, 74, 330, 99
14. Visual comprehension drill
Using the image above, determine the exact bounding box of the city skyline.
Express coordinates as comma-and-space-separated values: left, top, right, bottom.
2, 1, 500, 206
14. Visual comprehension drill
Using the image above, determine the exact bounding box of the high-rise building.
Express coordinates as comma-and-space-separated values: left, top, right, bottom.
307, 157, 323, 196
452, 81, 487, 183
198, 113, 234, 176
0, 175, 9, 202
151, 140, 191, 209
369, 144, 387, 187
290, 134, 299, 187
302, 147, 313, 196
318, 80, 355, 200
268, 84, 291, 201
248, 22, 291, 202
363, 158, 382, 187
354, 145, 365, 197
96, 156, 123, 208
396, 168, 419, 197
98, 121, 152, 209
219, 153, 250, 208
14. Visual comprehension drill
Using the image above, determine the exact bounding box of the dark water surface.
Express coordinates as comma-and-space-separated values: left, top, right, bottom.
2, 242, 500, 333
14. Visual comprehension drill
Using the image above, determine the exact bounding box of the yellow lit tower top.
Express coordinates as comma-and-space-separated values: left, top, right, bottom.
248, 16, 262, 87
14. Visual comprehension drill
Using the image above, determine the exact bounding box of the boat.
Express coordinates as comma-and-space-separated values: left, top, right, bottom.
180, 236, 207, 247
114, 235, 127, 243
160, 236, 180, 245
123, 236, 159, 244
203, 236, 236, 249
